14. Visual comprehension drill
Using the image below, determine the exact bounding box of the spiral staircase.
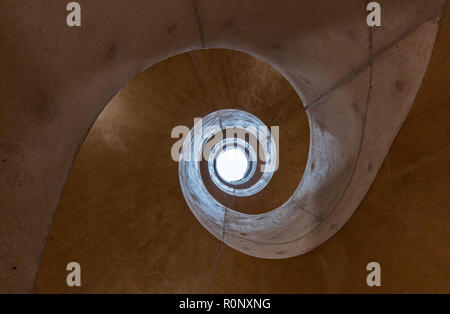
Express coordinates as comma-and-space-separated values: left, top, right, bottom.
1, 0, 449, 293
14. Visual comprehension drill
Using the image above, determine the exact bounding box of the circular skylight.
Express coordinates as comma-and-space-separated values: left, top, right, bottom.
216, 148, 249, 183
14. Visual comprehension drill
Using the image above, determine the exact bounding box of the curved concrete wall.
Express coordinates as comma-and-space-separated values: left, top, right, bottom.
0, 0, 448, 292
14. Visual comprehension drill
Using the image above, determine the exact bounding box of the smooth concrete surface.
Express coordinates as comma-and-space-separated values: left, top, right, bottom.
202, 1, 445, 259
208, 7, 450, 291
35, 49, 308, 293
38, 6, 450, 292
0, 0, 449, 292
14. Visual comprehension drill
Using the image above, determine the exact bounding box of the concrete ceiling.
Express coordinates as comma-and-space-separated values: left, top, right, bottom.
0, 0, 449, 293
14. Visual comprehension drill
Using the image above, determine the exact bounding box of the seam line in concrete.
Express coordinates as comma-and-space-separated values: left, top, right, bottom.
305, 6, 444, 112
226, 1, 445, 247
203, 242, 223, 293
191, 0, 206, 48
204, 204, 229, 293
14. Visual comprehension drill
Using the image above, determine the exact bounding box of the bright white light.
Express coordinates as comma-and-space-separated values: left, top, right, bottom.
216, 148, 249, 183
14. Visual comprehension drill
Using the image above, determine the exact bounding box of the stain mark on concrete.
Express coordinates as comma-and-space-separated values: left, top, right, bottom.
107, 46, 117, 60
41, 99, 53, 122
352, 102, 360, 114
167, 24, 177, 35
395, 80, 404, 92
223, 18, 235, 29
368, 163, 373, 173
347, 29, 356, 39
